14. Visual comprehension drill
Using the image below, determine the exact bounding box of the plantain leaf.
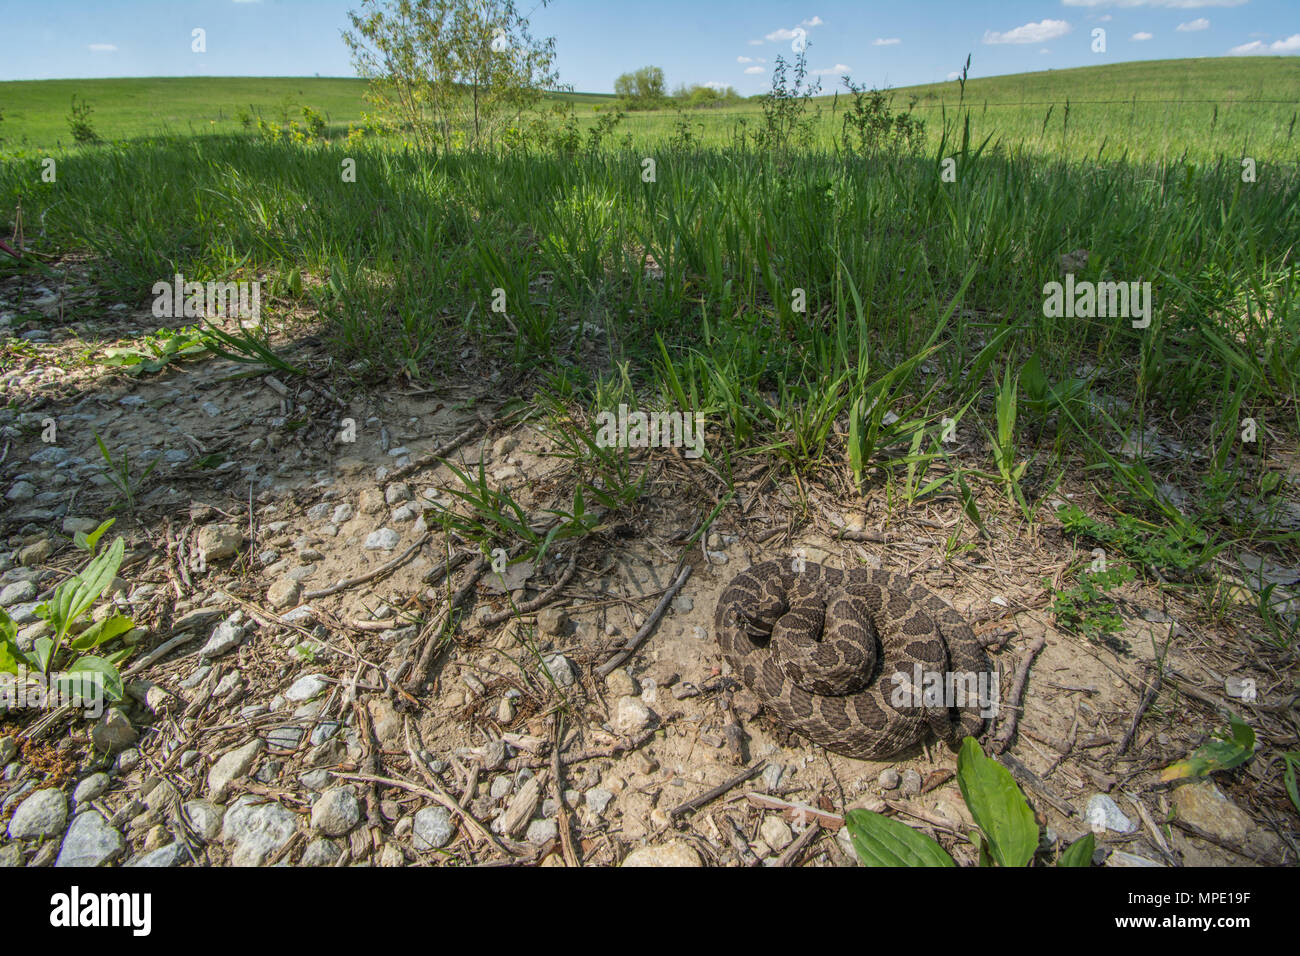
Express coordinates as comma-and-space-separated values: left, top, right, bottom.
42, 537, 125, 641
59, 654, 124, 704
70, 613, 135, 652
844, 809, 957, 867
1058, 833, 1095, 867
957, 737, 1038, 867
1160, 715, 1256, 782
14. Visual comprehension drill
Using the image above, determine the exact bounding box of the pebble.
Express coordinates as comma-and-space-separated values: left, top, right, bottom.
490, 776, 512, 800
761, 763, 784, 792
73, 773, 111, 807
285, 673, 328, 702
537, 607, 569, 637
541, 653, 576, 687
605, 669, 639, 698
760, 815, 794, 851
300, 838, 341, 866
55, 811, 124, 867
221, 796, 300, 866
0, 580, 36, 606
622, 842, 702, 867
7, 788, 69, 839
299, 769, 332, 792
267, 578, 302, 610
311, 787, 361, 836
526, 818, 558, 845
126, 843, 187, 867
412, 806, 455, 850
901, 769, 922, 796
200, 616, 247, 658
116, 748, 141, 773
182, 800, 225, 843
364, 528, 400, 551
878, 769, 901, 791
612, 696, 655, 735
1085, 794, 1136, 834
0, 737, 16, 765
91, 707, 137, 753
1171, 781, 1255, 844
207, 738, 263, 801
195, 523, 244, 562
585, 787, 615, 818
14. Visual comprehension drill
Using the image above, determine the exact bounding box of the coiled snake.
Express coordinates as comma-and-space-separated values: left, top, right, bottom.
714, 560, 991, 759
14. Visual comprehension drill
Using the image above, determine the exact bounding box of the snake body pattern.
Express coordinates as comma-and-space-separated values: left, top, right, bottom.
714, 560, 991, 759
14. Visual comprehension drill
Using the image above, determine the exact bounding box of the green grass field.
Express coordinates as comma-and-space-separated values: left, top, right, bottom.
3, 58, 1298, 161
1, 57, 1297, 646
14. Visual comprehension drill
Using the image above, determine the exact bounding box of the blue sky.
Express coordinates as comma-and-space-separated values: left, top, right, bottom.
1, 1, 1296, 92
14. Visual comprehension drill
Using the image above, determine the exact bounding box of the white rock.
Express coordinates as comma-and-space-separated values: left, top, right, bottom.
364, 528, 400, 551
611, 696, 655, 736
622, 842, 702, 867
7, 788, 68, 839
55, 811, 123, 866
310, 787, 361, 837
207, 739, 263, 801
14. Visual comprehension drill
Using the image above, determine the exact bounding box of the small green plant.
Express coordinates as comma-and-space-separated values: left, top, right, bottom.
95, 433, 160, 511
845, 737, 1094, 866
0, 521, 132, 707
1161, 714, 1256, 782
67, 95, 101, 144
1056, 503, 1209, 576
99, 326, 211, 375
1050, 562, 1136, 643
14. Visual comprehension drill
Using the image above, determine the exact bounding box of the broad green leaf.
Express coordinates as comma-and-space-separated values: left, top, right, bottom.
844, 808, 957, 867
60, 655, 124, 703
31, 637, 55, 674
45, 537, 125, 640
70, 613, 135, 652
957, 737, 1038, 868
1160, 716, 1256, 781
1282, 754, 1300, 815
1058, 833, 1095, 867
74, 518, 116, 554
0, 639, 19, 675
0, 607, 14, 643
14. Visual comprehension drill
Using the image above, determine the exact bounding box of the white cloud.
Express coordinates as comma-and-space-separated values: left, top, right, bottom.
764, 16, 822, 42
947, 71, 961, 80
743, 66, 765, 74
1176, 18, 1210, 31
812, 63, 851, 75
873, 37, 902, 46
748, 39, 764, 46
1230, 33, 1300, 54
88, 43, 117, 52
983, 19, 1072, 44
1132, 32, 1154, 40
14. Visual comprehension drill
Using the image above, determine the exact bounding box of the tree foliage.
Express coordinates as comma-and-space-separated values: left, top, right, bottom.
614, 65, 666, 109
343, 0, 562, 150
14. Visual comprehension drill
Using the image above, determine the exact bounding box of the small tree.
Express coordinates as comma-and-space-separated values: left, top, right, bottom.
343, 0, 561, 150
614, 65, 666, 109
67, 95, 101, 144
